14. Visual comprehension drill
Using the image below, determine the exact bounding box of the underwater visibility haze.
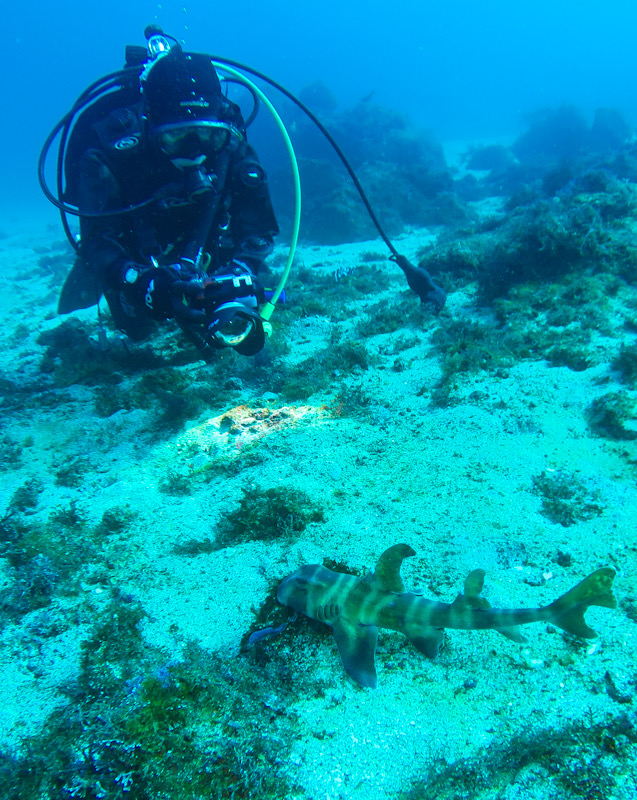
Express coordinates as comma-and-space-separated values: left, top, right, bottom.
5, 0, 637, 217
0, 1, 636, 798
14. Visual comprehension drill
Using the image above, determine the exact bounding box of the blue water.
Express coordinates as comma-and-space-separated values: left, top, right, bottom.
4, 0, 637, 224
1, 3, 636, 796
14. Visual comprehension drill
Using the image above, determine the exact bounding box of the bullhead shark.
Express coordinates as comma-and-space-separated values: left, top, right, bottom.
276, 543, 616, 688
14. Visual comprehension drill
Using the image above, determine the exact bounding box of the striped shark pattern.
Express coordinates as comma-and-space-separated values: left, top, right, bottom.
276, 543, 617, 688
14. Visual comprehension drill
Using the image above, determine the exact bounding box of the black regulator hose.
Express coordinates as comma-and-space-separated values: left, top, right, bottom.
38, 65, 154, 253
208, 55, 446, 312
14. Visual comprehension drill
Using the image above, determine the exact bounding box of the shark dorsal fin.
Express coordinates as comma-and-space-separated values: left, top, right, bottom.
456, 569, 526, 642
370, 544, 416, 593
464, 569, 486, 598
452, 569, 491, 611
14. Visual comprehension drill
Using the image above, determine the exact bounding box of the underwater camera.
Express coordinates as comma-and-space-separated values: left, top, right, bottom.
201, 266, 266, 356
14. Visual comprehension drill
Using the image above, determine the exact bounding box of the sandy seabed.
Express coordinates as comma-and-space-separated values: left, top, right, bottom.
0, 212, 635, 799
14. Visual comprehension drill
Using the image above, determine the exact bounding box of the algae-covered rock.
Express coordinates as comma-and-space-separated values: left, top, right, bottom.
587, 391, 637, 440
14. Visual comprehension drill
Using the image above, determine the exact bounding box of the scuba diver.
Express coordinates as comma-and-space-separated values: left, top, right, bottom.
48, 29, 279, 356
40, 26, 445, 359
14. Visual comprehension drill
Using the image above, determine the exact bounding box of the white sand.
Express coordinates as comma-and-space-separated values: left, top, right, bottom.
0, 218, 634, 798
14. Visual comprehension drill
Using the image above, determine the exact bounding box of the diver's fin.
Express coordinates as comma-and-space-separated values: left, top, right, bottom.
368, 543, 416, 593
549, 567, 617, 638
331, 620, 379, 688
58, 258, 101, 314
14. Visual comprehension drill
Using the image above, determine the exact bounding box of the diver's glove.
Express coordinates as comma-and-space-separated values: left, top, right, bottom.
390, 254, 446, 313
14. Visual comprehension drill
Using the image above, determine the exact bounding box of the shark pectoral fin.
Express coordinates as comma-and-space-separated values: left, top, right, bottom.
331, 620, 378, 688
406, 627, 444, 659
494, 626, 527, 644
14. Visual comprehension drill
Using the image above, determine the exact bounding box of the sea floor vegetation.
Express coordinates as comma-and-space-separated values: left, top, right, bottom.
0, 103, 637, 798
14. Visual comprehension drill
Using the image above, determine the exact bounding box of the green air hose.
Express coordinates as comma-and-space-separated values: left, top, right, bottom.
213, 62, 301, 326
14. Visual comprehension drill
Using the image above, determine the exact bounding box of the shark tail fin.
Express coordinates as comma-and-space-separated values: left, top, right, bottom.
549, 567, 617, 638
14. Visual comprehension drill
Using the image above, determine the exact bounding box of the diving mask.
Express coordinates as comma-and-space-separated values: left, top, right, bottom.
155, 120, 241, 159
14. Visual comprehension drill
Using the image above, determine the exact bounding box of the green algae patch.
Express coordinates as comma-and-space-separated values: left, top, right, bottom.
0, 597, 299, 800
212, 485, 326, 550
532, 469, 605, 526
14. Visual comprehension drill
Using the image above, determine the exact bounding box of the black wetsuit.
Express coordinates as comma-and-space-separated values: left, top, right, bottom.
59, 87, 279, 339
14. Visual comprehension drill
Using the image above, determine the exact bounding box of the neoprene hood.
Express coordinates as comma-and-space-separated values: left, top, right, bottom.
142, 51, 224, 128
